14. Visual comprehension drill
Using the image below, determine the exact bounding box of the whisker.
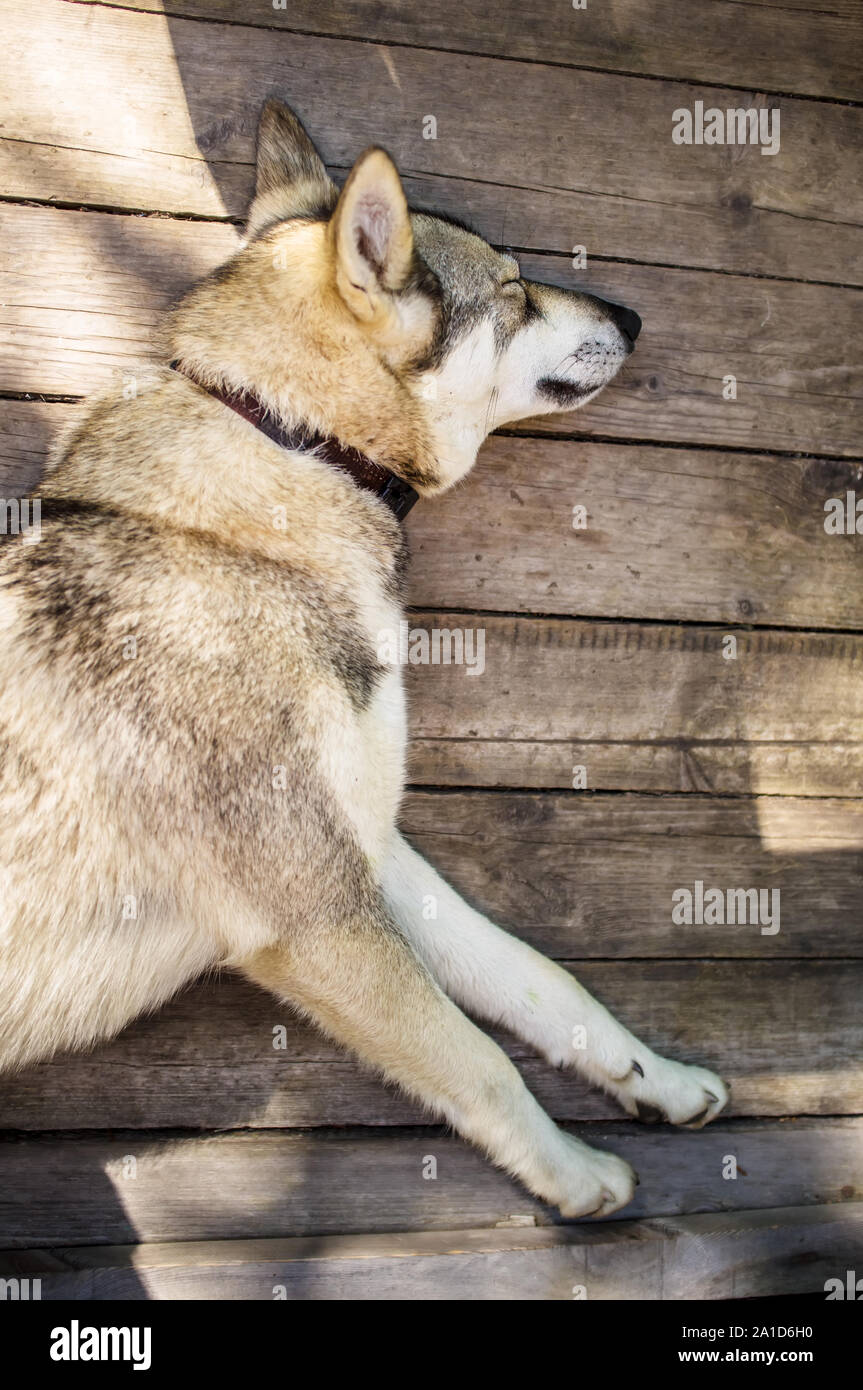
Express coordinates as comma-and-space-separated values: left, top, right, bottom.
484, 386, 500, 436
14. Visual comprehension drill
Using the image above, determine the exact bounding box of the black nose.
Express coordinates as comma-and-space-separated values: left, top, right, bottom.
606, 300, 642, 347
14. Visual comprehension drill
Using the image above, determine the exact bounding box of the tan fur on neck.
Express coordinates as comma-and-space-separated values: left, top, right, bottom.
168, 220, 444, 492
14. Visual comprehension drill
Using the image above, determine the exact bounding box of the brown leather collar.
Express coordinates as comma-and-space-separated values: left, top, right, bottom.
170, 362, 419, 521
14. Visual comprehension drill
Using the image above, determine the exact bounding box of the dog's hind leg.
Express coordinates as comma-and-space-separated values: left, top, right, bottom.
381, 833, 728, 1128
238, 901, 637, 1218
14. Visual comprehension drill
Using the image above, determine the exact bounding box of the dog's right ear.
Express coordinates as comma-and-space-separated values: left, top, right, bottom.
246, 100, 336, 236
329, 147, 415, 326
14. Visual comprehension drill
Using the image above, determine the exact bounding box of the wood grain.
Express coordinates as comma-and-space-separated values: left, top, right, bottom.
0, 1118, 858, 1248
0, 400, 78, 497
3, 0, 862, 1289
2, 1203, 860, 1298
6, 401, 863, 630
86, 0, 863, 101
2, 207, 861, 455
4, 2, 862, 283
407, 437, 863, 629
0, 961, 859, 1132
404, 617, 863, 794
400, 792, 863, 958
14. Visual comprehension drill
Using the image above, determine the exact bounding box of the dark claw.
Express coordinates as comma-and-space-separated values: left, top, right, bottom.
685, 1106, 709, 1125
631, 1060, 644, 1077
705, 1090, 718, 1103
635, 1101, 664, 1124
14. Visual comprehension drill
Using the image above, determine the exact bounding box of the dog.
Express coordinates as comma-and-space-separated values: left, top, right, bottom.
0, 100, 727, 1220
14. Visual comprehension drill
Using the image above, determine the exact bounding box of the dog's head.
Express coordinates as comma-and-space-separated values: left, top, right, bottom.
172, 101, 640, 496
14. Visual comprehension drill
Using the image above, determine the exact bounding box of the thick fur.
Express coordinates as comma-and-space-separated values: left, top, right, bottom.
0, 102, 726, 1218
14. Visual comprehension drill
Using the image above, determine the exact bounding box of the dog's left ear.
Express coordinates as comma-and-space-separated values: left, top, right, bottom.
246, 99, 335, 236
330, 147, 415, 324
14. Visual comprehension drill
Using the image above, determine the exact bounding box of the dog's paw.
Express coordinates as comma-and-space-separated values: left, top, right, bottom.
610, 1054, 729, 1128
542, 1135, 638, 1219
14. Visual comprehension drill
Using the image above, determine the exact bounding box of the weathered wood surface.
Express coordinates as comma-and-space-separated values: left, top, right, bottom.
401, 793, 863, 957
0, 401, 74, 497
404, 620, 863, 795
3, 1203, 861, 1299
408, 439, 863, 629
90, 0, 863, 101
5, 3, 862, 283
1, 961, 859, 1132
5, 401, 863, 631
1, 0, 861, 1292
0, 1118, 858, 1248
2, 205, 861, 456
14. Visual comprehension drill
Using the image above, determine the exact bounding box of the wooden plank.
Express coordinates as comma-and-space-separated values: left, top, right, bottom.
4, 3, 862, 283
0, 206, 224, 397
0, 961, 859, 1131
6, 401, 863, 631
407, 437, 863, 630
0, 400, 76, 498
0, 1118, 858, 1248
2, 207, 861, 456
400, 792, 863, 958
646, 1203, 863, 1302
90, 0, 863, 101
2, 1203, 860, 1298
404, 618, 863, 795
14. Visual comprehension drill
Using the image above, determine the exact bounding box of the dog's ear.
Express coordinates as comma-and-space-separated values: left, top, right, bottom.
246, 100, 335, 235
254, 100, 329, 198
329, 147, 414, 324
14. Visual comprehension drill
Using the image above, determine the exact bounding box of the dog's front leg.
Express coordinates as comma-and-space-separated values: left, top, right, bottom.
239, 897, 636, 1218
382, 833, 728, 1127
